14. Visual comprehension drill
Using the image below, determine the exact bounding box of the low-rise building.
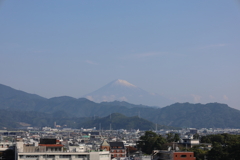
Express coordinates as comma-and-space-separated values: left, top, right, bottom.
109, 142, 126, 159
100, 140, 126, 159
16, 138, 110, 160
152, 150, 196, 160
179, 138, 199, 148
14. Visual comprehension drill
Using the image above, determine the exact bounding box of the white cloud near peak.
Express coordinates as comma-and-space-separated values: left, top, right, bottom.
191, 94, 201, 103
209, 95, 215, 99
223, 95, 229, 100
86, 96, 94, 101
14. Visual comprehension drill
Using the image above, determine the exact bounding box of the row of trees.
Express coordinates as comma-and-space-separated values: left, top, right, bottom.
199, 133, 240, 160
138, 131, 240, 160
137, 131, 180, 154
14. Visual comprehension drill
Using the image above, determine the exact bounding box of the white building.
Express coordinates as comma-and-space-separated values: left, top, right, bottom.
16, 141, 111, 160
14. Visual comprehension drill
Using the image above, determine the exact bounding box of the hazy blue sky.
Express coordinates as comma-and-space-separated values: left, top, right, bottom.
1, 0, 240, 109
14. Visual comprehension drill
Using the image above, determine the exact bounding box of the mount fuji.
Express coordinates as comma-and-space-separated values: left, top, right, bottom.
84, 79, 174, 107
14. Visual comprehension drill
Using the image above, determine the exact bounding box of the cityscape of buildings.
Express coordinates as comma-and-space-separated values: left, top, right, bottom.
1, 127, 240, 160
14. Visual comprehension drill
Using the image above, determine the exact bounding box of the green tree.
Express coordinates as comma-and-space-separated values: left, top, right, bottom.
207, 142, 229, 160
188, 145, 208, 160
201, 134, 240, 160
166, 133, 174, 143
173, 133, 180, 142
193, 133, 200, 139
227, 141, 240, 159
139, 131, 167, 154
166, 133, 180, 142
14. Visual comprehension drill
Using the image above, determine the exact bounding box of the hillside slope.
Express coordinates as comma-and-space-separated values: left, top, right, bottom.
1, 83, 240, 128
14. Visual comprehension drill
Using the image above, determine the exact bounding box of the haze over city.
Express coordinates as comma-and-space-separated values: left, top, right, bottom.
1, 1, 240, 109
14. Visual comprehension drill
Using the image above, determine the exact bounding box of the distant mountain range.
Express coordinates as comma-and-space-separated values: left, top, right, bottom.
84, 79, 174, 107
1, 83, 240, 129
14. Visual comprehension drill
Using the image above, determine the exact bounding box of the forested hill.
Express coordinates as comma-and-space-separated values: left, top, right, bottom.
0, 110, 177, 130
79, 113, 178, 130
152, 103, 240, 128
1, 83, 240, 128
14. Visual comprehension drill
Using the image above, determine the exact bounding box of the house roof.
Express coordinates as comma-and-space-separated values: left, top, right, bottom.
109, 142, 125, 149
82, 132, 100, 135
101, 139, 110, 146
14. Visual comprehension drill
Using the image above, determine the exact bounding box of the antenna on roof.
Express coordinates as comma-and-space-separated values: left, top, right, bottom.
176, 146, 179, 151
168, 147, 171, 151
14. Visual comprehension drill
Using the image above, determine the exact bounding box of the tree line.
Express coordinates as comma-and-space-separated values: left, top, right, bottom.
138, 131, 240, 160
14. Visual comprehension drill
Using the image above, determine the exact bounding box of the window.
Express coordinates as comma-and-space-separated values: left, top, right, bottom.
59, 155, 71, 158
43, 155, 55, 158
75, 155, 88, 158
181, 155, 187, 157
26, 155, 39, 158
100, 155, 109, 158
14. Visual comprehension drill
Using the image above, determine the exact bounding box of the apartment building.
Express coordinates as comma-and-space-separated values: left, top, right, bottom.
16, 138, 110, 160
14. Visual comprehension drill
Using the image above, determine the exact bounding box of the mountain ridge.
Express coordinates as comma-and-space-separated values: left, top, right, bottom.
0, 84, 46, 100
1, 83, 240, 128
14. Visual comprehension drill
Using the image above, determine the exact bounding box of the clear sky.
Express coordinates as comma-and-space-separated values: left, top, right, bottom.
1, 0, 240, 109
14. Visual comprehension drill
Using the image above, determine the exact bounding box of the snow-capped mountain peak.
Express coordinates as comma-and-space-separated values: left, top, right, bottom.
110, 79, 137, 88
83, 79, 174, 107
